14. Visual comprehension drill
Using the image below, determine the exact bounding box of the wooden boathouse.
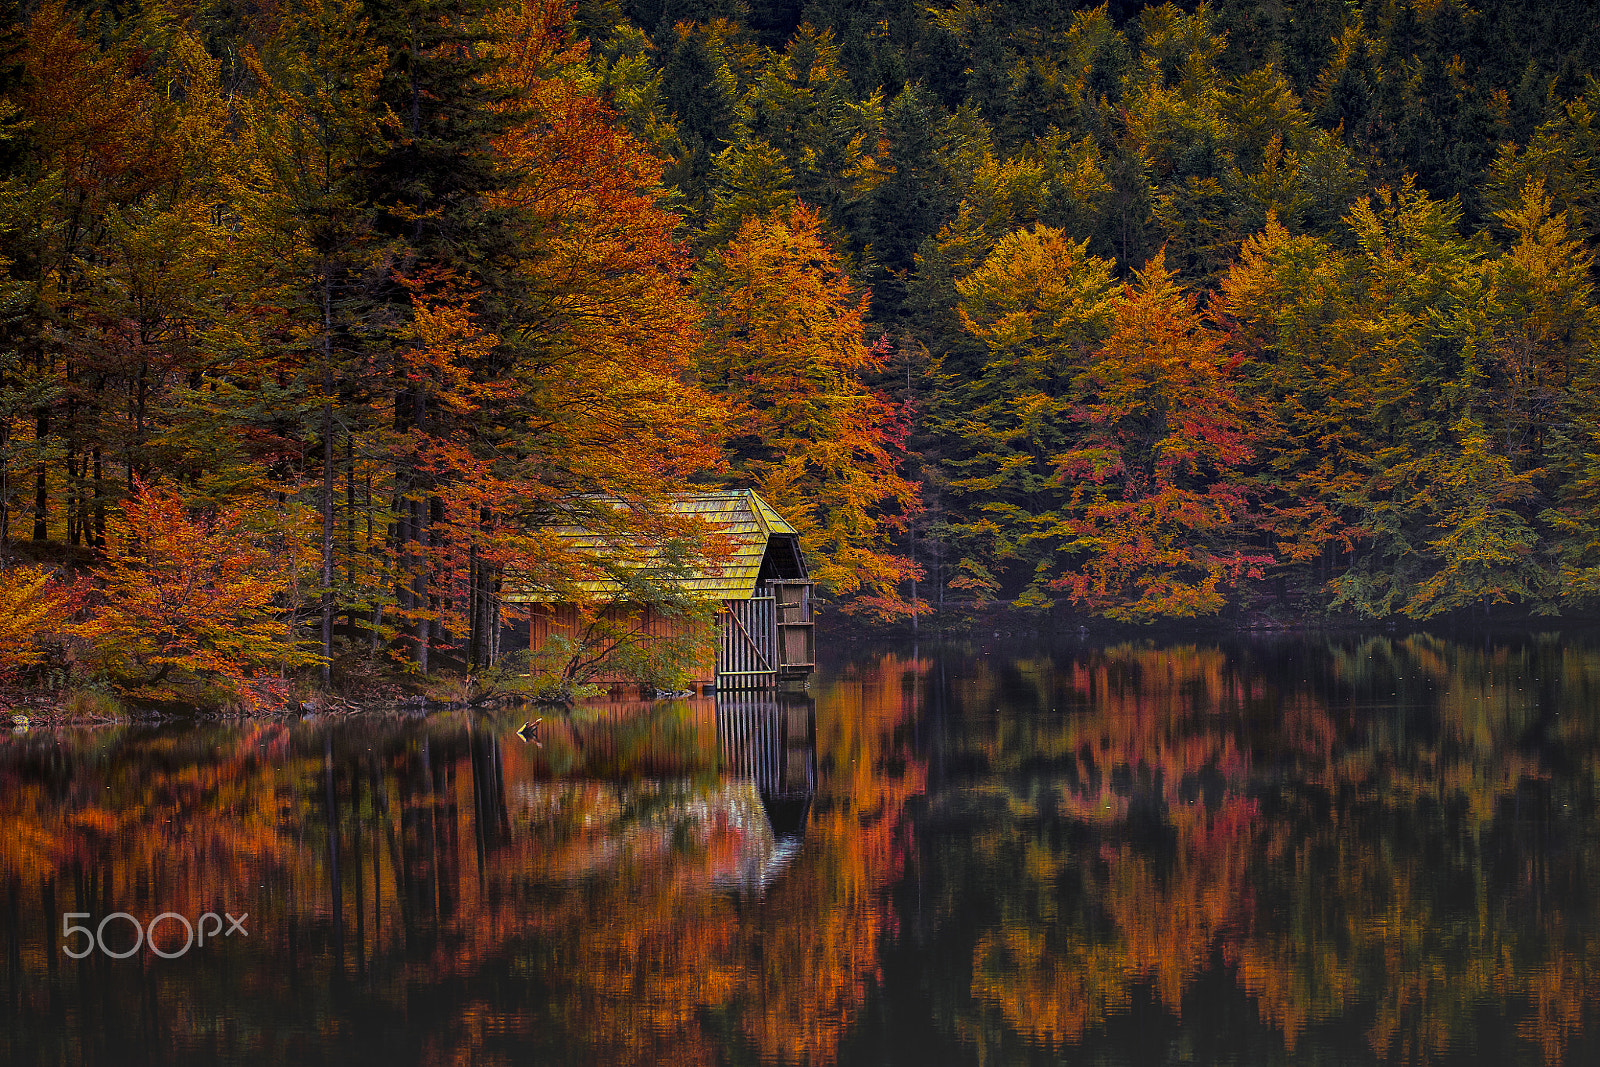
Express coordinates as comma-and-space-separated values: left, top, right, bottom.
511, 490, 815, 691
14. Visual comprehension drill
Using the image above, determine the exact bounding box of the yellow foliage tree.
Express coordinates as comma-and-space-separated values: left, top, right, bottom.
0, 564, 75, 677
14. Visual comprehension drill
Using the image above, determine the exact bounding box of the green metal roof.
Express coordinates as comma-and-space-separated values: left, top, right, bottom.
508, 489, 801, 603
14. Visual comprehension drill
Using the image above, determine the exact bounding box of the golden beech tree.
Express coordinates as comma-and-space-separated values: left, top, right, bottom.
1211, 215, 1365, 595
696, 203, 921, 618
76, 481, 321, 702
0, 564, 77, 678
393, 0, 735, 668
939, 224, 1121, 607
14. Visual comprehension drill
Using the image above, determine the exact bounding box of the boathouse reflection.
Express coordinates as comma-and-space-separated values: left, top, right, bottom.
486, 692, 818, 894
715, 692, 816, 887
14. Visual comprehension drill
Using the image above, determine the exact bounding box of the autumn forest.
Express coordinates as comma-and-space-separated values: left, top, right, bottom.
4, 0, 1600, 699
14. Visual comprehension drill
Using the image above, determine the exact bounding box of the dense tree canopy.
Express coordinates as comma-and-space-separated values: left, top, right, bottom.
8, 0, 1600, 696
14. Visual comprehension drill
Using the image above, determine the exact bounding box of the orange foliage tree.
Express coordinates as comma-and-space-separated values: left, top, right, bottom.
75, 481, 321, 700
481, 0, 729, 512
697, 203, 921, 618
364, 0, 731, 670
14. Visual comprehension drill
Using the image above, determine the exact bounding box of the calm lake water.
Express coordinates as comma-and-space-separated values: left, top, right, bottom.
4, 634, 1600, 1065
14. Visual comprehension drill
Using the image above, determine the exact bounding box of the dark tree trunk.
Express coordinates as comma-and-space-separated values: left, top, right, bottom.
32, 405, 46, 541
346, 433, 358, 634
91, 447, 104, 546
413, 493, 430, 673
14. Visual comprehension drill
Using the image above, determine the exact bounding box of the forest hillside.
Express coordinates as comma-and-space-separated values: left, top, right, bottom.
4, 0, 1600, 700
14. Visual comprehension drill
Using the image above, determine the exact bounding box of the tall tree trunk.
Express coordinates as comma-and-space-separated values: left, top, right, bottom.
322, 396, 335, 686
467, 541, 479, 669
321, 276, 336, 688
393, 386, 430, 668
489, 572, 502, 667
91, 447, 104, 546
909, 515, 917, 635
372, 470, 385, 654
346, 434, 358, 635
66, 390, 83, 546
133, 360, 148, 483
413, 493, 430, 673
65, 445, 76, 546
0, 414, 9, 548
68, 447, 83, 547
32, 405, 46, 541
395, 481, 412, 615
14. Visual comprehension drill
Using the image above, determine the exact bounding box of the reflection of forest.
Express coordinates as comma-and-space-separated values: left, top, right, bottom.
0, 680, 918, 1067
3, 640, 1598, 1065
922, 637, 1600, 1066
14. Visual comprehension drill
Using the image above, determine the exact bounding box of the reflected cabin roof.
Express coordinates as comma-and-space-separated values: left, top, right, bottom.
519, 489, 805, 602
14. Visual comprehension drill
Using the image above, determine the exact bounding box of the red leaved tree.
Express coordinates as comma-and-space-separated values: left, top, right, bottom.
1051, 255, 1274, 620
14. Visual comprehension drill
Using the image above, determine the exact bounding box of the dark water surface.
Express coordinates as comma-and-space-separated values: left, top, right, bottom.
4, 635, 1600, 1065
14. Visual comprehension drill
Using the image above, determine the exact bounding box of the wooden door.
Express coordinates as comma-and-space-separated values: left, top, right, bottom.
717, 596, 777, 688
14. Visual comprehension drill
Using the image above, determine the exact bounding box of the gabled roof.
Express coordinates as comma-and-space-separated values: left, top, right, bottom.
511, 489, 802, 602
653, 490, 799, 599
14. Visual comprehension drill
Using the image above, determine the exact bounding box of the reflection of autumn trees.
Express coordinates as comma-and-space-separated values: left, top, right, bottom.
1257, 637, 1600, 1064
2, 718, 521, 1062
935, 639, 1600, 1065
488, 671, 925, 1066
944, 646, 1264, 1050
0, 664, 925, 1066
734, 654, 927, 1063
5, 642, 1599, 1064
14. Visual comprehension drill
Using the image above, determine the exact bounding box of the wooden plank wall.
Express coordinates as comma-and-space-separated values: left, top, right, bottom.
520, 590, 801, 693
520, 604, 718, 689
772, 580, 815, 674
